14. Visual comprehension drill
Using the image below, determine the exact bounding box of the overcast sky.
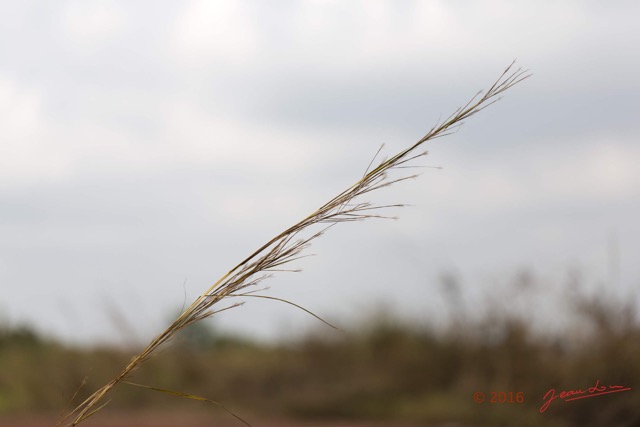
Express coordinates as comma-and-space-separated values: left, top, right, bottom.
1, 1, 639, 344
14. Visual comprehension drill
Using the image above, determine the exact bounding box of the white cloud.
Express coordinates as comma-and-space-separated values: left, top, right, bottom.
0, 76, 40, 141
539, 138, 640, 201
169, 0, 259, 65
60, 0, 128, 46
284, 0, 594, 72
0, 76, 70, 188
159, 98, 323, 173
418, 134, 640, 221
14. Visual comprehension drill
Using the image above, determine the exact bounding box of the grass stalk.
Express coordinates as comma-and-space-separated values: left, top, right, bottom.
58, 62, 529, 427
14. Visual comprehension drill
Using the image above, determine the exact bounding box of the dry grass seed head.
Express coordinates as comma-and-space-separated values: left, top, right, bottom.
59, 62, 530, 427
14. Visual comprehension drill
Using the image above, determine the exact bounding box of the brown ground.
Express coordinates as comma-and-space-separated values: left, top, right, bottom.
0, 411, 432, 427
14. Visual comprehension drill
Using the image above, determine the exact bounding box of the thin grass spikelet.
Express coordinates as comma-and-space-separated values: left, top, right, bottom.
58, 61, 530, 427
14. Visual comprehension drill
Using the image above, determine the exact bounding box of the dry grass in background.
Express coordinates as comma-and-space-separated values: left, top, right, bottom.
1, 272, 638, 426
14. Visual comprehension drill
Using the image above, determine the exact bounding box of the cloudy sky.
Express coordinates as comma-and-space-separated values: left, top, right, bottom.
1, 1, 639, 344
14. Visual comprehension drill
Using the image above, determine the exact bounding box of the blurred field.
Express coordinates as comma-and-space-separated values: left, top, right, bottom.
1, 274, 639, 427
0, 411, 425, 427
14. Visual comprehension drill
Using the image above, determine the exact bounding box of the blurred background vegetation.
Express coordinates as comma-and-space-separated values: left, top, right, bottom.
1, 271, 638, 427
